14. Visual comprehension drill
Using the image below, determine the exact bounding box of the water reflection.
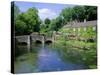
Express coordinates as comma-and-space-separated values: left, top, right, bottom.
14, 43, 87, 73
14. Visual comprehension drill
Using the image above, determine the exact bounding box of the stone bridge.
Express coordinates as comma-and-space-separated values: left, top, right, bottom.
15, 33, 54, 45
14, 35, 31, 45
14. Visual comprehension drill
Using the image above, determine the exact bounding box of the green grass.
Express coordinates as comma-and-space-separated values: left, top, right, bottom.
53, 39, 97, 69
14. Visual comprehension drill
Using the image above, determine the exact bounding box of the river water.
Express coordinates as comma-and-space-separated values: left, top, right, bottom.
14, 43, 88, 73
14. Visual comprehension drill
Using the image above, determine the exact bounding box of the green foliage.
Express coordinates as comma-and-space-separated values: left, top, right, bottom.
72, 6, 85, 22
80, 26, 96, 39
49, 19, 56, 31
60, 8, 73, 22
60, 6, 97, 24
24, 7, 41, 32
40, 23, 46, 33
15, 7, 41, 35
15, 19, 27, 35
53, 40, 97, 69
40, 18, 51, 33
49, 17, 64, 31
84, 6, 97, 21
59, 28, 68, 33
45, 18, 51, 24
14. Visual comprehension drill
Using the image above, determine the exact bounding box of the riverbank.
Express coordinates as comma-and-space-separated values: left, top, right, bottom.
53, 40, 97, 69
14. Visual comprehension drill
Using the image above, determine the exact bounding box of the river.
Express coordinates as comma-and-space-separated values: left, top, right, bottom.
14, 43, 88, 73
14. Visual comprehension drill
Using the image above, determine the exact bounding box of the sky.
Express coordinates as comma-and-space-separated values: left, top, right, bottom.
15, 1, 75, 20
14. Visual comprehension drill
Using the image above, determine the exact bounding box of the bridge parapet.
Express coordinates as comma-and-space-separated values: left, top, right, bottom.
15, 33, 54, 45
31, 35, 43, 42
15, 35, 30, 44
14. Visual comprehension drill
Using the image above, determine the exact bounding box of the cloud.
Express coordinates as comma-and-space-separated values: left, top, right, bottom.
38, 8, 58, 21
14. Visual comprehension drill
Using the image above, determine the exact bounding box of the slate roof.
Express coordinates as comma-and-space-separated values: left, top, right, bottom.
64, 20, 97, 28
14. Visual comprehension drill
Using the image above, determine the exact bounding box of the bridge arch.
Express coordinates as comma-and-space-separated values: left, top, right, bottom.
45, 40, 52, 44
35, 40, 42, 44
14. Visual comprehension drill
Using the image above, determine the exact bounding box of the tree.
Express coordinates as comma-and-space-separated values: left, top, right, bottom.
49, 16, 64, 31
15, 7, 41, 35
40, 23, 46, 33
40, 18, 51, 33
44, 18, 51, 29
72, 6, 85, 22
24, 7, 41, 33
15, 19, 27, 35
15, 13, 28, 35
84, 6, 97, 21
60, 6, 97, 24
60, 8, 73, 23
45, 18, 51, 24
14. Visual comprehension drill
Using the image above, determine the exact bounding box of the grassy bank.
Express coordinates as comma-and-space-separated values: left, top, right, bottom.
53, 40, 97, 69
